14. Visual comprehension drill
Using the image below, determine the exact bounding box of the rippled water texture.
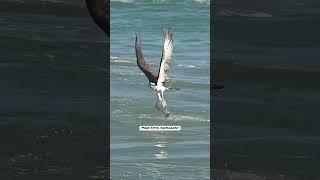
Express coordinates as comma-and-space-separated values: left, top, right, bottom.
111, 0, 210, 179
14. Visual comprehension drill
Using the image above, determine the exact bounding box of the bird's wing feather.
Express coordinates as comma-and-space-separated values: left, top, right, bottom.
157, 27, 173, 87
135, 34, 159, 84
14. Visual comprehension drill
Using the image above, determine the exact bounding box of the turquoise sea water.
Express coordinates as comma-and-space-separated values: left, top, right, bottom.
110, 0, 210, 179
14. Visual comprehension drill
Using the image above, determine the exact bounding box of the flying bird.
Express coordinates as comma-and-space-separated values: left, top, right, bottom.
135, 27, 173, 117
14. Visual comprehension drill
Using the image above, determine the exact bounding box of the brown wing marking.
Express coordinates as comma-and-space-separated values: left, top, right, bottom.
135, 34, 159, 84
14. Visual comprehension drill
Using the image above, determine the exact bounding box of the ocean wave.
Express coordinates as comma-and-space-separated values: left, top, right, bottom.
111, 0, 209, 5
111, 56, 135, 64
146, 114, 209, 122
111, 57, 160, 67
153, 0, 209, 5
112, 59, 134, 64
192, 0, 209, 5
216, 8, 272, 18
176, 115, 209, 122
136, 113, 209, 122
177, 64, 197, 68
110, 0, 134, 3
111, 56, 119, 59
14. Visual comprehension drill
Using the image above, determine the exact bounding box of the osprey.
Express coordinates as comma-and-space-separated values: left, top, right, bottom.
135, 27, 173, 117
135, 27, 224, 117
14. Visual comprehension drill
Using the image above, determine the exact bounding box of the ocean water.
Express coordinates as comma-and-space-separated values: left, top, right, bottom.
110, 0, 210, 179
213, 0, 320, 179
0, 0, 107, 179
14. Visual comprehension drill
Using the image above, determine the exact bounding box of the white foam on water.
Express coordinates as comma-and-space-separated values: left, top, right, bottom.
112, 0, 210, 6
172, 115, 209, 122
192, 0, 209, 5
150, 0, 209, 5
112, 59, 133, 63
111, 56, 119, 59
177, 64, 197, 68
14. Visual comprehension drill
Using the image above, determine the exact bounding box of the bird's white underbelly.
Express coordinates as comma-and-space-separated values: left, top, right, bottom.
149, 83, 165, 92
156, 85, 166, 92
149, 83, 167, 100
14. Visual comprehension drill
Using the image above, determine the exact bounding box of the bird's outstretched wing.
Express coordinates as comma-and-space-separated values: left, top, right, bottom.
135, 34, 159, 84
157, 27, 173, 87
